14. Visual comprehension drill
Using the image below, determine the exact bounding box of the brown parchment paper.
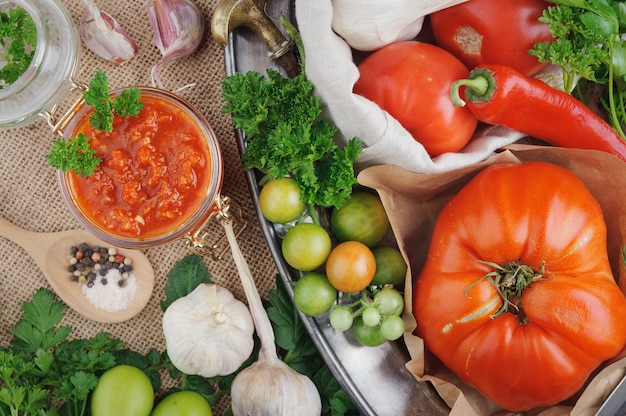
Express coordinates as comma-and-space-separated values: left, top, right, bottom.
358, 145, 626, 416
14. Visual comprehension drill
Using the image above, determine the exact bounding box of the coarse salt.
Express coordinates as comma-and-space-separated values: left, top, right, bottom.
81, 268, 138, 312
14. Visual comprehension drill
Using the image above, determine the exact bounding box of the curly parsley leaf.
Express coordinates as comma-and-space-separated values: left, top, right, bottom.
0, 6, 36, 89
530, 3, 609, 90
84, 70, 144, 132
82, 70, 110, 107
113, 87, 143, 117
530, 0, 626, 138
46, 133, 101, 177
90, 100, 113, 132
222, 68, 362, 208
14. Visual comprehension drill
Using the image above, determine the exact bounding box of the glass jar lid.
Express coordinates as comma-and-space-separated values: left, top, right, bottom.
0, 0, 79, 127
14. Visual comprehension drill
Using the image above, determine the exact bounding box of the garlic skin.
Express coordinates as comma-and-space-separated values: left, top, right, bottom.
162, 283, 255, 378
331, 0, 469, 51
231, 353, 322, 416
80, 0, 138, 65
147, 0, 205, 88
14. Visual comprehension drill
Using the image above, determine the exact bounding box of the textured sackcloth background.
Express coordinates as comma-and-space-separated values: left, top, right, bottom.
0, 0, 279, 412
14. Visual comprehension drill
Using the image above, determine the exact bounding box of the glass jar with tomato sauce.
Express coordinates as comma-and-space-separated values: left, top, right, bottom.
58, 87, 225, 249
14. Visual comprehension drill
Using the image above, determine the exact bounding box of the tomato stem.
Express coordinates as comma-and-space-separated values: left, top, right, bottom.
306, 203, 320, 226
466, 260, 549, 323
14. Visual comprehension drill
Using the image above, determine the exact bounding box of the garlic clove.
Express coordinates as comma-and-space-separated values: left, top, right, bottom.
147, 0, 205, 88
331, 0, 469, 51
231, 355, 322, 416
80, 0, 138, 65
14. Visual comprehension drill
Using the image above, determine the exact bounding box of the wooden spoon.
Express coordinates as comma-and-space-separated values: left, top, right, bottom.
0, 216, 155, 323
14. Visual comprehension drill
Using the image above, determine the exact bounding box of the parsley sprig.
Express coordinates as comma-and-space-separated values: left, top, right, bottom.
222, 68, 362, 209
46, 70, 144, 177
82, 71, 144, 132
0, 289, 124, 415
530, 0, 626, 139
222, 15, 361, 211
0, 6, 36, 89
46, 133, 100, 178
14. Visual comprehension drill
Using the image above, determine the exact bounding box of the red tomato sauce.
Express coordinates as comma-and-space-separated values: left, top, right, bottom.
67, 94, 214, 238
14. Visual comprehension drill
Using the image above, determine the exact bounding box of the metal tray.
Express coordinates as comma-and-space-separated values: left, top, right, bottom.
222, 1, 449, 415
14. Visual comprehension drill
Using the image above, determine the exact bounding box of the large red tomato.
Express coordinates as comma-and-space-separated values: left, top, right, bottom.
413, 161, 626, 411
353, 41, 477, 157
430, 0, 553, 76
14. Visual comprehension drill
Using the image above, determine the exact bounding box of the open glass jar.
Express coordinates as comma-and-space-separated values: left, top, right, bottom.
57, 87, 229, 250
0, 0, 79, 127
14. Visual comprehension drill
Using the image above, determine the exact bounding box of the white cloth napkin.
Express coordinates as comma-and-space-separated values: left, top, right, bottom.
295, 0, 526, 174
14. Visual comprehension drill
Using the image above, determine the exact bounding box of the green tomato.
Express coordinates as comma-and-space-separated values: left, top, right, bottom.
330, 306, 353, 331
294, 272, 337, 316
362, 306, 381, 327
371, 246, 408, 286
353, 317, 386, 347
259, 177, 306, 223
281, 223, 332, 271
374, 287, 404, 316
331, 192, 390, 247
151, 391, 213, 416
92, 365, 154, 416
380, 315, 405, 341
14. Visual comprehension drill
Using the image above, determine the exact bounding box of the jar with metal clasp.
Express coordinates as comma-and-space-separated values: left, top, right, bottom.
1, 0, 245, 257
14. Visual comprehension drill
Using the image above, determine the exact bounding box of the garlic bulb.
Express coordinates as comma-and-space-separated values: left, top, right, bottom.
80, 0, 138, 65
147, 0, 205, 88
222, 220, 322, 416
331, 0, 469, 51
162, 283, 255, 378
231, 353, 322, 416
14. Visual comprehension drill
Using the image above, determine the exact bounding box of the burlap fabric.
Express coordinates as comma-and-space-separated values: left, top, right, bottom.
0, 0, 278, 413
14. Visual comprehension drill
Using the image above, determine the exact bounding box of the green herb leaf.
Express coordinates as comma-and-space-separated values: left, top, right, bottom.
313, 366, 359, 415
46, 133, 102, 177
83, 70, 113, 131
83, 70, 110, 108
90, 100, 113, 132
113, 87, 144, 117
160, 254, 214, 311
58, 371, 99, 402
0, 6, 36, 89
10, 288, 72, 353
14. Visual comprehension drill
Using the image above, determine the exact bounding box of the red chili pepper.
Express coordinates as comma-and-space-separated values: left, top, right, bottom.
450, 64, 626, 162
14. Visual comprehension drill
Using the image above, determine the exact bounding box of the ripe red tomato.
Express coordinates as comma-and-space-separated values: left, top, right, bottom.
413, 161, 626, 411
353, 41, 477, 157
430, 0, 553, 76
